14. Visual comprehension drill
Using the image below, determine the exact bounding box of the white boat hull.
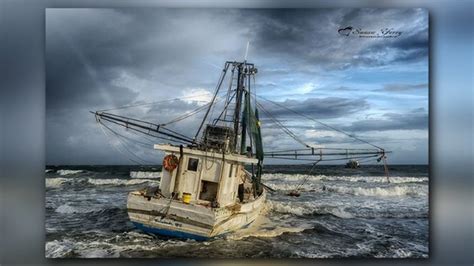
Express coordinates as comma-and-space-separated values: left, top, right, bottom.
127, 189, 266, 240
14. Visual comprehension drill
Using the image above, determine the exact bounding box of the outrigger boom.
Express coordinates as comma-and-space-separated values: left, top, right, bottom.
265, 147, 390, 162
91, 111, 196, 145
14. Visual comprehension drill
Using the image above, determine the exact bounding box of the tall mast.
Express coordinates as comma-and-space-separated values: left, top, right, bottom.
232, 63, 245, 153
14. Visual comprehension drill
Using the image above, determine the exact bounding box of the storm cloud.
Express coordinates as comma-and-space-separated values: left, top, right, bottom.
46, 8, 428, 164
378, 83, 428, 92
259, 97, 369, 119
344, 108, 429, 132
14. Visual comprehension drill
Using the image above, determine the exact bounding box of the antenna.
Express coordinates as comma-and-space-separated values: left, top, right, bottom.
244, 41, 250, 61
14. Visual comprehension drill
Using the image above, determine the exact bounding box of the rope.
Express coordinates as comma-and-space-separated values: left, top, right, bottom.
222, 65, 236, 122
161, 91, 228, 126
101, 121, 155, 148
97, 93, 216, 112
100, 122, 157, 164
161, 101, 213, 126
383, 155, 391, 183
257, 96, 384, 150
293, 159, 321, 193
257, 102, 310, 148
194, 63, 230, 140
97, 121, 155, 165
98, 116, 190, 145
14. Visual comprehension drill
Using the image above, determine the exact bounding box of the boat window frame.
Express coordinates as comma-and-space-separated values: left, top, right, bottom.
187, 157, 199, 172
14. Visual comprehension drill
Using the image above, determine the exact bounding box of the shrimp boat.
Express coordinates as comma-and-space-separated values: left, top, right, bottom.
94, 61, 266, 240
92, 60, 389, 240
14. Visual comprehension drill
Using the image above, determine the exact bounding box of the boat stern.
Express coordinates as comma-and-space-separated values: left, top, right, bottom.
127, 191, 215, 240
127, 188, 266, 240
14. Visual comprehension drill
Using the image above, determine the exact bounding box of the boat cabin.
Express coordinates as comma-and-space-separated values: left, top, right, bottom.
155, 143, 258, 208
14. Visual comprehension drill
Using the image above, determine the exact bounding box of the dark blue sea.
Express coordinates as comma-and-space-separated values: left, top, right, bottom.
45, 164, 428, 258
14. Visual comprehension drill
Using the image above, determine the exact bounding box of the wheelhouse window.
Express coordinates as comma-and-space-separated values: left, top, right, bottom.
187, 158, 199, 171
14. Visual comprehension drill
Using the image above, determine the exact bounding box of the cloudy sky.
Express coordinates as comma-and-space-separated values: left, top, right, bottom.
46, 8, 428, 165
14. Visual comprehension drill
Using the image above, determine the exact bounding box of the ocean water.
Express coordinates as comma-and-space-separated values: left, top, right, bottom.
45, 164, 428, 258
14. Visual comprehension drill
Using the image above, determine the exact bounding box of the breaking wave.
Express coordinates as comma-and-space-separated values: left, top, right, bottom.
227, 226, 307, 240
266, 200, 427, 219
55, 204, 96, 214
130, 171, 160, 179
268, 184, 428, 197
267, 200, 354, 218
46, 239, 75, 258
54, 204, 125, 215
86, 178, 157, 186
45, 233, 193, 258
263, 182, 319, 192
57, 169, 84, 176
264, 182, 426, 197
325, 184, 427, 197
261, 173, 427, 184
45, 177, 158, 188
46, 178, 71, 188
225, 215, 312, 240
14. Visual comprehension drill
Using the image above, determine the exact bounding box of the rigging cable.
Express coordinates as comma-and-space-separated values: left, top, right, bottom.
194, 63, 230, 140
213, 90, 237, 125
161, 101, 213, 126
257, 95, 384, 150
97, 93, 217, 112
383, 155, 391, 183
98, 115, 190, 145
101, 121, 155, 148
256, 102, 310, 148
97, 120, 154, 165
99, 121, 157, 164
222, 65, 236, 121
293, 159, 321, 194
161, 90, 228, 126
253, 96, 390, 193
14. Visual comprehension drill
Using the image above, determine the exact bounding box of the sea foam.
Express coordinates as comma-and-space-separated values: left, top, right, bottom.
45, 177, 159, 188
325, 184, 427, 197
130, 171, 160, 179
57, 169, 84, 176
46, 178, 70, 188
266, 200, 354, 218
55, 204, 94, 214
86, 178, 157, 186
261, 173, 427, 184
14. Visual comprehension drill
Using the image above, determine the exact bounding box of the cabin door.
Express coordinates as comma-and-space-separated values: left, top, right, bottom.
181, 157, 200, 199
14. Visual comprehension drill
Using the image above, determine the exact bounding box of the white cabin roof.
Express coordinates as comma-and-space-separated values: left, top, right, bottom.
154, 144, 258, 164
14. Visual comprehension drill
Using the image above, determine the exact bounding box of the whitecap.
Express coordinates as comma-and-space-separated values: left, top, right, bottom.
225, 215, 312, 240
57, 169, 83, 176
266, 200, 354, 218
393, 249, 414, 258
130, 171, 161, 179
45, 177, 70, 188
325, 184, 427, 197
87, 178, 158, 186
261, 173, 427, 184
55, 204, 94, 214
262, 182, 318, 192
45, 239, 74, 258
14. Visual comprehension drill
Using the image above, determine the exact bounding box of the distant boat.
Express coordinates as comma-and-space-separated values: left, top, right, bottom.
345, 159, 360, 169
92, 59, 388, 240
